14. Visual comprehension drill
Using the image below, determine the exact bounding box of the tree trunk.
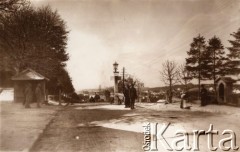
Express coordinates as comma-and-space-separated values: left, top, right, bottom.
213, 50, 217, 93
198, 46, 201, 100
59, 90, 62, 106
169, 80, 172, 103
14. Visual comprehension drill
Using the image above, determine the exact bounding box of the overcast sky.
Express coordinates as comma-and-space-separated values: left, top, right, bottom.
31, 0, 240, 91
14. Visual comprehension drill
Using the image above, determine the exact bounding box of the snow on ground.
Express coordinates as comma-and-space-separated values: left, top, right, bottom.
0, 88, 14, 102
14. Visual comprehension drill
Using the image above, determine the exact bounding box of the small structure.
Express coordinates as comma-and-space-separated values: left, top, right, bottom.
216, 77, 236, 104
216, 58, 240, 106
12, 69, 49, 103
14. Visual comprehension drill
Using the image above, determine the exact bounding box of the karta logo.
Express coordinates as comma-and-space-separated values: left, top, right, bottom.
142, 123, 239, 151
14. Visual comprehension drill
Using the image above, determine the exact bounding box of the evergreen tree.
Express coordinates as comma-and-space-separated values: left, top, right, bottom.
228, 28, 240, 59
227, 28, 240, 75
206, 36, 227, 90
186, 35, 207, 99
186, 35, 206, 80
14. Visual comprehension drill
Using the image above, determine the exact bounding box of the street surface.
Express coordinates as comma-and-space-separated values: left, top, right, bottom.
0, 102, 59, 151
30, 103, 240, 152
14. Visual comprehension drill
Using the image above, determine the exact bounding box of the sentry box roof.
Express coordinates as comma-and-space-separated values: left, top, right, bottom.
12, 68, 49, 81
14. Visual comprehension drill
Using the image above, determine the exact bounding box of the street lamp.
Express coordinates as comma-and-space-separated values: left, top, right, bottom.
113, 62, 119, 73
113, 62, 120, 104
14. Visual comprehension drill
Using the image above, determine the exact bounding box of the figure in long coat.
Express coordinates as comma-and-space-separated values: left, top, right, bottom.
24, 83, 33, 108
35, 83, 43, 108
123, 84, 130, 108
129, 84, 137, 109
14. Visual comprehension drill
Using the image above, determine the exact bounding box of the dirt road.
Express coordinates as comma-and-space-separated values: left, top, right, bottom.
30, 103, 240, 152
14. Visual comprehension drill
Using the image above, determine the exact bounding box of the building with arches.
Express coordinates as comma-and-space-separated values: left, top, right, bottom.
216, 77, 236, 104
216, 59, 240, 106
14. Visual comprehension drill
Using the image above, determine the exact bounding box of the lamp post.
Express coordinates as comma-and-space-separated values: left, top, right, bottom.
113, 62, 119, 104
113, 62, 119, 74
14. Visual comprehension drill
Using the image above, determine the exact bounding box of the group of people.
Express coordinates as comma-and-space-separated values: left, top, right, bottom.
89, 92, 100, 102
123, 79, 137, 109
24, 83, 43, 108
180, 84, 209, 108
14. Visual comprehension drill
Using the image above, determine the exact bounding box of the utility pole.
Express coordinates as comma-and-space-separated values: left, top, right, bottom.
138, 81, 141, 103
122, 67, 125, 93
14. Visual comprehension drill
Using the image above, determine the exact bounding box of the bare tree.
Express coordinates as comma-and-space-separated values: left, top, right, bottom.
160, 60, 179, 103
178, 64, 192, 91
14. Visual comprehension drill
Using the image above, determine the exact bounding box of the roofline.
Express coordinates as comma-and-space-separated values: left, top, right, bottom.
216, 76, 236, 83
11, 68, 50, 81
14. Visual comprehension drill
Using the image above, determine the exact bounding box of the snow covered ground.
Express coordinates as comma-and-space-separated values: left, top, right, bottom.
0, 88, 14, 102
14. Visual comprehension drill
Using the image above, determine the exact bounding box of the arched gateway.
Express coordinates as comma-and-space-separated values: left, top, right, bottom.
216, 77, 236, 104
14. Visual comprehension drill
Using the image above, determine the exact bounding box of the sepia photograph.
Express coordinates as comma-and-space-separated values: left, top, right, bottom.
0, 0, 240, 151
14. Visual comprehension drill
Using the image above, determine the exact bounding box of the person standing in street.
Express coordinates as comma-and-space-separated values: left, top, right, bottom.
104, 89, 111, 102
94, 92, 100, 102
123, 81, 130, 108
24, 83, 33, 108
129, 82, 137, 110
35, 83, 43, 108
180, 91, 188, 109
200, 84, 208, 106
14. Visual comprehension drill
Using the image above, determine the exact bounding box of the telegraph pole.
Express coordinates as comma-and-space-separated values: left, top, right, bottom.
122, 67, 125, 93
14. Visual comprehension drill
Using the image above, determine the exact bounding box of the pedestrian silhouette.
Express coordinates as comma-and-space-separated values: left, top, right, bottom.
35, 83, 43, 108
24, 83, 33, 108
